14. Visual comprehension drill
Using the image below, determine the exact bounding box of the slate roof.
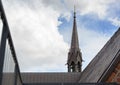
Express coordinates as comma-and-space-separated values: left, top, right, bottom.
79, 28, 120, 82
21, 73, 81, 83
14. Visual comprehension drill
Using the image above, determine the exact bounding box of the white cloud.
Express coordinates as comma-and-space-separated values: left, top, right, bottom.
19, 0, 120, 24
3, 0, 68, 72
63, 0, 115, 19
109, 17, 120, 27
41, 0, 71, 22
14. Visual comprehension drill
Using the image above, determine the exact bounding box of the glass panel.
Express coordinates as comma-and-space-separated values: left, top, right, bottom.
0, 19, 3, 46
2, 40, 15, 85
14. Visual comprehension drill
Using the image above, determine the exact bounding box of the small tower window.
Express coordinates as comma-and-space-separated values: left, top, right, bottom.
77, 62, 81, 72
71, 62, 75, 72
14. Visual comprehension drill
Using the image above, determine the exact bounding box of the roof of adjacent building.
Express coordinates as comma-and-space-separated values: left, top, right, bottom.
79, 28, 120, 82
21, 73, 81, 83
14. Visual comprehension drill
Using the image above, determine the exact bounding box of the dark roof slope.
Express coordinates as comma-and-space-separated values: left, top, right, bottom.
79, 28, 120, 82
21, 72, 81, 83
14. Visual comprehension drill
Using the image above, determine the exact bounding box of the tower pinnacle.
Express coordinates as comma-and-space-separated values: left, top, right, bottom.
67, 8, 82, 72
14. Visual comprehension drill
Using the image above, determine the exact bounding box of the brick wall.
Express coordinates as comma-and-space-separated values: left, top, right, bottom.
106, 62, 120, 84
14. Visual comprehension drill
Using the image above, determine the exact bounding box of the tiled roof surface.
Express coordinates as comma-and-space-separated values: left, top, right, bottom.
21, 73, 81, 83
79, 28, 120, 82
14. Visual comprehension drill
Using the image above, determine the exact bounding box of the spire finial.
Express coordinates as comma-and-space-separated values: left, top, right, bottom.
74, 5, 76, 18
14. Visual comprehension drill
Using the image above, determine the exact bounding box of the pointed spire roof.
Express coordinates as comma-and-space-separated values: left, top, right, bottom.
71, 7, 79, 49
67, 6, 82, 72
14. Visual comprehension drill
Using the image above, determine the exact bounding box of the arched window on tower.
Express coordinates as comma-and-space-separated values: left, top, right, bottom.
77, 62, 81, 72
71, 62, 75, 72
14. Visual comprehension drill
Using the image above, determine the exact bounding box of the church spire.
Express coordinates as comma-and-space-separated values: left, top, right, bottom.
67, 7, 82, 72
71, 5, 79, 49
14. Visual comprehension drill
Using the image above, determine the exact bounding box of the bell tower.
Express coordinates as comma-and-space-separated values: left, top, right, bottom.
67, 7, 82, 72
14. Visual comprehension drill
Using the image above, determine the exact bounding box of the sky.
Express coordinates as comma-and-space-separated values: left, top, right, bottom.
1, 0, 120, 72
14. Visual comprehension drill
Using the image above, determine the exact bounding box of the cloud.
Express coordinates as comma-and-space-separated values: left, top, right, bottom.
109, 17, 120, 27
3, 0, 68, 72
63, 0, 114, 19
20, 0, 120, 25
40, 0, 120, 27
